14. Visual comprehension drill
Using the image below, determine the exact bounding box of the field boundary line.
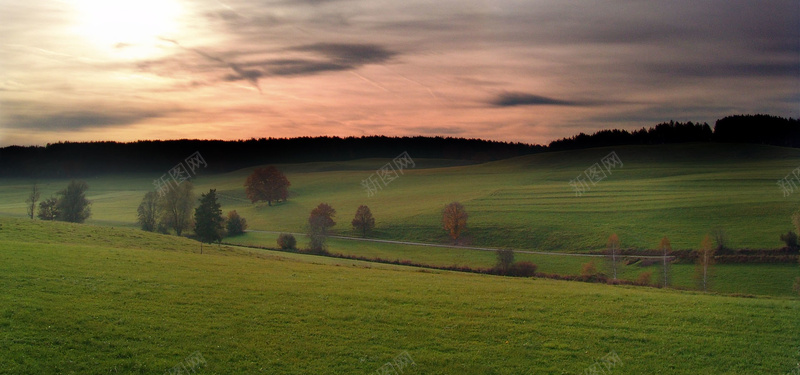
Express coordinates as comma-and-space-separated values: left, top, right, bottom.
245, 230, 674, 259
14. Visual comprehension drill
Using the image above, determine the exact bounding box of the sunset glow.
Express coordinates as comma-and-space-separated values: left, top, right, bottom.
0, 0, 797, 146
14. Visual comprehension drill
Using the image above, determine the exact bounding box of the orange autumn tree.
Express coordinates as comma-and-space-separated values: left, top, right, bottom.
244, 166, 290, 206
442, 202, 468, 243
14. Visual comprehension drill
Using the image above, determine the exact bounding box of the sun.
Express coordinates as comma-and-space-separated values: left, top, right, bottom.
71, 0, 183, 58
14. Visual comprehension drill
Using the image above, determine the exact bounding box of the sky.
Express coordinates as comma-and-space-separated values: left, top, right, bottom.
0, 0, 798, 146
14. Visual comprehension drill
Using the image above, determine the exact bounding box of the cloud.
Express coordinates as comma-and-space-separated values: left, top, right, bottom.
646, 62, 800, 79
159, 37, 264, 92
6, 109, 167, 131
491, 92, 577, 107
292, 43, 396, 65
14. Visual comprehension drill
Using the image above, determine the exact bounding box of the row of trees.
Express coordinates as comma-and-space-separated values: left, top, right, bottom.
603, 233, 721, 291
302, 203, 376, 253
26, 181, 92, 223
136, 182, 248, 245
548, 114, 800, 150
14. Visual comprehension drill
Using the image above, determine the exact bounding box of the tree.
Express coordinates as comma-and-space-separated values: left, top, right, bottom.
244, 166, 291, 206
225, 210, 248, 236
351, 205, 375, 237
137, 191, 160, 232
56, 180, 91, 223
659, 236, 672, 287
160, 181, 195, 236
495, 248, 515, 274
194, 189, 225, 244
607, 233, 620, 280
696, 234, 716, 292
37, 197, 60, 221
25, 183, 40, 219
711, 227, 728, 251
308, 203, 336, 253
442, 202, 468, 243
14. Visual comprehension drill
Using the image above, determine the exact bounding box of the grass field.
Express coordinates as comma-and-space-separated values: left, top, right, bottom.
1, 218, 798, 374
0, 143, 797, 252
225, 231, 800, 297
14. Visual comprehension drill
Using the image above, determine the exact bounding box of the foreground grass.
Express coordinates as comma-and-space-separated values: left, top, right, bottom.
1, 219, 798, 374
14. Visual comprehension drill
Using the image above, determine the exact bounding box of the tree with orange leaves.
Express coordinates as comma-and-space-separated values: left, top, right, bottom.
442, 202, 468, 243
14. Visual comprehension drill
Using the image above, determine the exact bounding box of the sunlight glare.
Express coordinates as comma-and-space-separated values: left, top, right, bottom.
72, 0, 183, 58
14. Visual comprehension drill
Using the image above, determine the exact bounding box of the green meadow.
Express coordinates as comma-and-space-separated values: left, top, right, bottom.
0, 143, 798, 296
1, 218, 798, 374
0, 143, 797, 252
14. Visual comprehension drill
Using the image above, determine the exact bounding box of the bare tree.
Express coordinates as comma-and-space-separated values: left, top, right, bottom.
160, 181, 195, 236
137, 191, 160, 231
607, 233, 620, 280
495, 248, 515, 274
695, 235, 716, 292
25, 183, 40, 219
711, 227, 728, 251
659, 236, 672, 287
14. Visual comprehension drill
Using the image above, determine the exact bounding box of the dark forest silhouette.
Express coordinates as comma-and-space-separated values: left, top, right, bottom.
1, 114, 797, 177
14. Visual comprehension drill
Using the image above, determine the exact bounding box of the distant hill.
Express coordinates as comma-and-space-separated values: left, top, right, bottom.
1, 113, 797, 177
0, 136, 542, 177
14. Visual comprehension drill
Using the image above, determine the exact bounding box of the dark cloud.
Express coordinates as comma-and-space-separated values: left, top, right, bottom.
292, 43, 396, 65
7, 110, 166, 131
491, 92, 576, 107
159, 37, 264, 92
250, 43, 396, 76
266, 61, 350, 76
647, 62, 800, 79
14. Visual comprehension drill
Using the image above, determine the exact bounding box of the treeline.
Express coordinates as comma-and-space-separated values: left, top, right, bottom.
0, 136, 541, 177
549, 114, 799, 150
1, 114, 798, 177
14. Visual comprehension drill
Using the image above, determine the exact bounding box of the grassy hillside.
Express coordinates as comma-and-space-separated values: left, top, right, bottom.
0, 143, 798, 252
226, 231, 800, 297
0, 218, 798, 374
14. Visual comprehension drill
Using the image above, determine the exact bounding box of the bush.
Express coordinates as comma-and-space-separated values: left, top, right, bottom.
508, 261, 538, 277
277, 233, 296, 250
780, 231, 798, 250
635, 271, 653, 286
581, 261, 598, 277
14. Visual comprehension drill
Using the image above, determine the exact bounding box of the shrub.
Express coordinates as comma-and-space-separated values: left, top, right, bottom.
277, 233, 297, 250
508, 261, 538, 277
635, 271, 653, 286
581, 261, 598, 277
